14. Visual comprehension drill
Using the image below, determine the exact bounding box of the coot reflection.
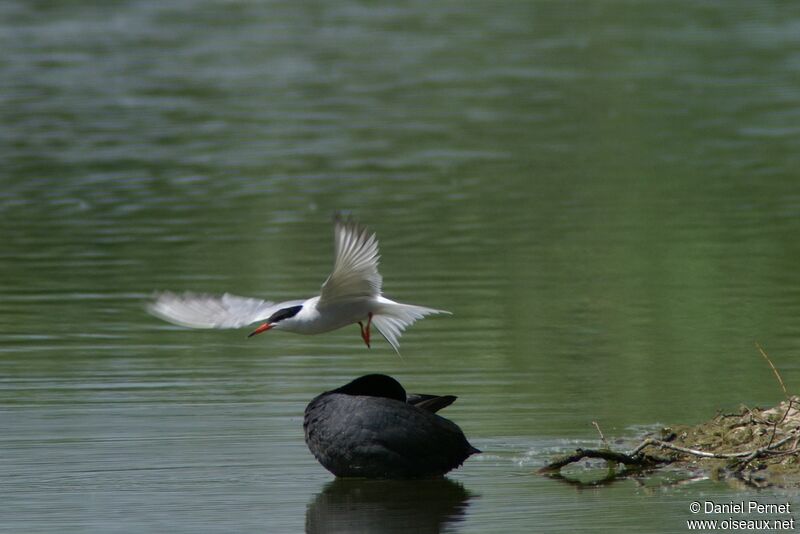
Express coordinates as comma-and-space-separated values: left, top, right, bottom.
304, 374, 480, 478
306, 477, 474, 534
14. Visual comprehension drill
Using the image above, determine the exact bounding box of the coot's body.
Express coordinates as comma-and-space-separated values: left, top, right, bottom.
304, 374, 480, 478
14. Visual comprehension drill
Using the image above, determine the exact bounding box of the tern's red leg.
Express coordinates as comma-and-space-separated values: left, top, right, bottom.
358, 312, 373, 348
358, 321, 368, 348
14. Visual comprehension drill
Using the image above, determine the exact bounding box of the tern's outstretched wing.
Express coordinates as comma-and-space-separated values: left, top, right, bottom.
318, 216, 383, 307
147, 291, 280, 329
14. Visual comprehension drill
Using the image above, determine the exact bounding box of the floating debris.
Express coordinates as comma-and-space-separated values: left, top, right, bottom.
540, 397, 800, 488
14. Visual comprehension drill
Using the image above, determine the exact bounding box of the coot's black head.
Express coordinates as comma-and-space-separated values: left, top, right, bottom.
331, 374, 407, 402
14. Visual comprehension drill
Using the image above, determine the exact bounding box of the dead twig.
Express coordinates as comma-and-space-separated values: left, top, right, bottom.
538, 447, 663, 474
754, 343, 793, 452
636, 435, 797, 460
756, 342, 789, 399
592, 421, 609, 449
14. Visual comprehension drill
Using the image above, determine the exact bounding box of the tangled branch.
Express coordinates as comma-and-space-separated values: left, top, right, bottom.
540, 431, 800, 476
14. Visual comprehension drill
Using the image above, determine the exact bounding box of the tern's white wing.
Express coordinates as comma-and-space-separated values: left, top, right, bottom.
319, 216, 383, 307
147, 291, 279, 329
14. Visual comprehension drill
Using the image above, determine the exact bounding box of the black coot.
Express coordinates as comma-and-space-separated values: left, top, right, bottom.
304, 374, 480, 478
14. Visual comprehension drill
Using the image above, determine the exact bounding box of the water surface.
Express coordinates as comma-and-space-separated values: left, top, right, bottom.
3, 1, 800, 532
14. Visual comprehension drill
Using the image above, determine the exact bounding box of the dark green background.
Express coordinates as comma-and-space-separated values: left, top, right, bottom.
2, 1, 799, 532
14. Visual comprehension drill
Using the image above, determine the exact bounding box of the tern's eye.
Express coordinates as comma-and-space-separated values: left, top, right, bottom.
267, 305, 303, 323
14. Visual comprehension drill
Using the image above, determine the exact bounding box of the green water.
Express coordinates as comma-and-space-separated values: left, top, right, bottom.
3, 1, 800, 532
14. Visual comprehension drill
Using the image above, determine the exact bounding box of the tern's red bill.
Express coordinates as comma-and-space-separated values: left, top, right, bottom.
248, 323, 273, 337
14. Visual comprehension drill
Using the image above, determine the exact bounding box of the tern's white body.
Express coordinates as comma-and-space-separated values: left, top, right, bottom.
277, 296, 372, 335
147, 217, 449, 353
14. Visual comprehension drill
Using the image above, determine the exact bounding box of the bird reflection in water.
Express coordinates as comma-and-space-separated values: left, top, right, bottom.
305, 477, 476, 534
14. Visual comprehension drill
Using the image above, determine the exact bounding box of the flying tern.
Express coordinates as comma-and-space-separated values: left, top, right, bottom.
147, 216, 449, 353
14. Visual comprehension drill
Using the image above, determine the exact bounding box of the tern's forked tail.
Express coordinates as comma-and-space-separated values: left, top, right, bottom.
370, 301, 451, 354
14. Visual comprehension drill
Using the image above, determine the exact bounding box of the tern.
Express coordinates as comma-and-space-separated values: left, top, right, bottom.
147, 216, 449, 353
